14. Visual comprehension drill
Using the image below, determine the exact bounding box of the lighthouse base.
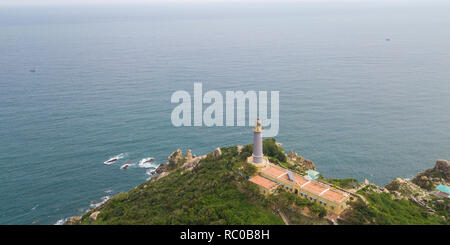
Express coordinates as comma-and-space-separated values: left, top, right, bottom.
247, 156, 269, 169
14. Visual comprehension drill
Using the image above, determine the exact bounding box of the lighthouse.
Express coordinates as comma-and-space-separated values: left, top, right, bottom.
247, 119, 267, 169
252, 119, 264, 164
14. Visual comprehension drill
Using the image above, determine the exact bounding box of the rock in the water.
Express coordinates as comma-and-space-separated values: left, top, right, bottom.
89, 211, 100, 222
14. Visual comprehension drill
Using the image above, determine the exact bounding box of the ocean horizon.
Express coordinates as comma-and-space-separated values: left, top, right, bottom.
0, 1, 449, 224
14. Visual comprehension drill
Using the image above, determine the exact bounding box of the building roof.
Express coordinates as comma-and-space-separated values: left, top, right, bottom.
287, 171, 295, 181
306, 169, 319, 176
278, 173, 290, 181
303, 181, 327, 194
260, 163, 348, 203
320, 189, 346, 202
262, 165, 287, 178
435, 184, 450, 195
249, 175, 278, 190
293, 175, 309, 186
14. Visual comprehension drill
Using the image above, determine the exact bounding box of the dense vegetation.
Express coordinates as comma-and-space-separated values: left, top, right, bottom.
77, 142, 329, 225
267, 189, 329, 224
338, 185, 447, 225
239, 138, 287, 164
78, 146, 284, 225
427, 196, 450, 220
74, 141, 448, 225
262, 138, 287, 162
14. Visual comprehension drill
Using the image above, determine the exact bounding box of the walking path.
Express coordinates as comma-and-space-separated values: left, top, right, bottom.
277, 209, 290, 225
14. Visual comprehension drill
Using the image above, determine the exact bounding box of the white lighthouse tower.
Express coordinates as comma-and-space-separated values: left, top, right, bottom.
252, 119, 264, 164
248, 119, 268, 168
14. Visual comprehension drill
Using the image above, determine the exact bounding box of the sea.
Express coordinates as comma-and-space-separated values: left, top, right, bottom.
0, 1, 449, 224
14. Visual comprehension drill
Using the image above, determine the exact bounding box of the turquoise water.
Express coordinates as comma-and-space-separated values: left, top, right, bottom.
1, 2, 449, 224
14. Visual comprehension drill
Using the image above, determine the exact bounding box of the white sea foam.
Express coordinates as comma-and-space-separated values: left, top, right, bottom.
139, 162, 154, 168
120, 160, 136, 169
89, 195, 110, 208
138, 157, 155, 168
145, 168, 157, 176
54, 218, 68, 225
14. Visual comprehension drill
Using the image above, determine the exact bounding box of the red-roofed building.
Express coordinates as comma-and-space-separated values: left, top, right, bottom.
245, 120, 350, 214
249, 162, 350, 214
248, 175, 279, 195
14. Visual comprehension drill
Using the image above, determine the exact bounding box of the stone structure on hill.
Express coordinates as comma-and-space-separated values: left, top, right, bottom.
184, 149, 193, 163
412, 159, 450, 190
168, 149, 183, 167
212, 147, 222, 158
286, 150, 316, 171
385, 178, 426, 198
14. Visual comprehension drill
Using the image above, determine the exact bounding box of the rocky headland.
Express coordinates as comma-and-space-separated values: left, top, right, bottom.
411, 159, 450, 190
65, 140, 449, 225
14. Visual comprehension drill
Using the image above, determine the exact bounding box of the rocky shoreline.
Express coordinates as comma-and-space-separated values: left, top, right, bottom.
382, 159, 450, 216
65, 144, 449, 225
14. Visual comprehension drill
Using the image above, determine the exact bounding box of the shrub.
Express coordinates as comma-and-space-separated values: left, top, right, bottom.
263, 138, 287, 163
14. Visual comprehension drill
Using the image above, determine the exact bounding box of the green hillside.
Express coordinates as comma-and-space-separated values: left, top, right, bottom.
71, 139, 448, 225
77, 145, 284, 225
338, 185, 447, 225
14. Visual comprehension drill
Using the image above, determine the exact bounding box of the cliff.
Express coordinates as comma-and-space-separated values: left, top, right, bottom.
412, 159, 450, 190
65, 140, 449, 225
337, 160, 450, 225
287, 150, 316, 171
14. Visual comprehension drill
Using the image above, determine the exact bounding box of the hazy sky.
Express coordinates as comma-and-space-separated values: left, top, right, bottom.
0, 0, 426, 6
